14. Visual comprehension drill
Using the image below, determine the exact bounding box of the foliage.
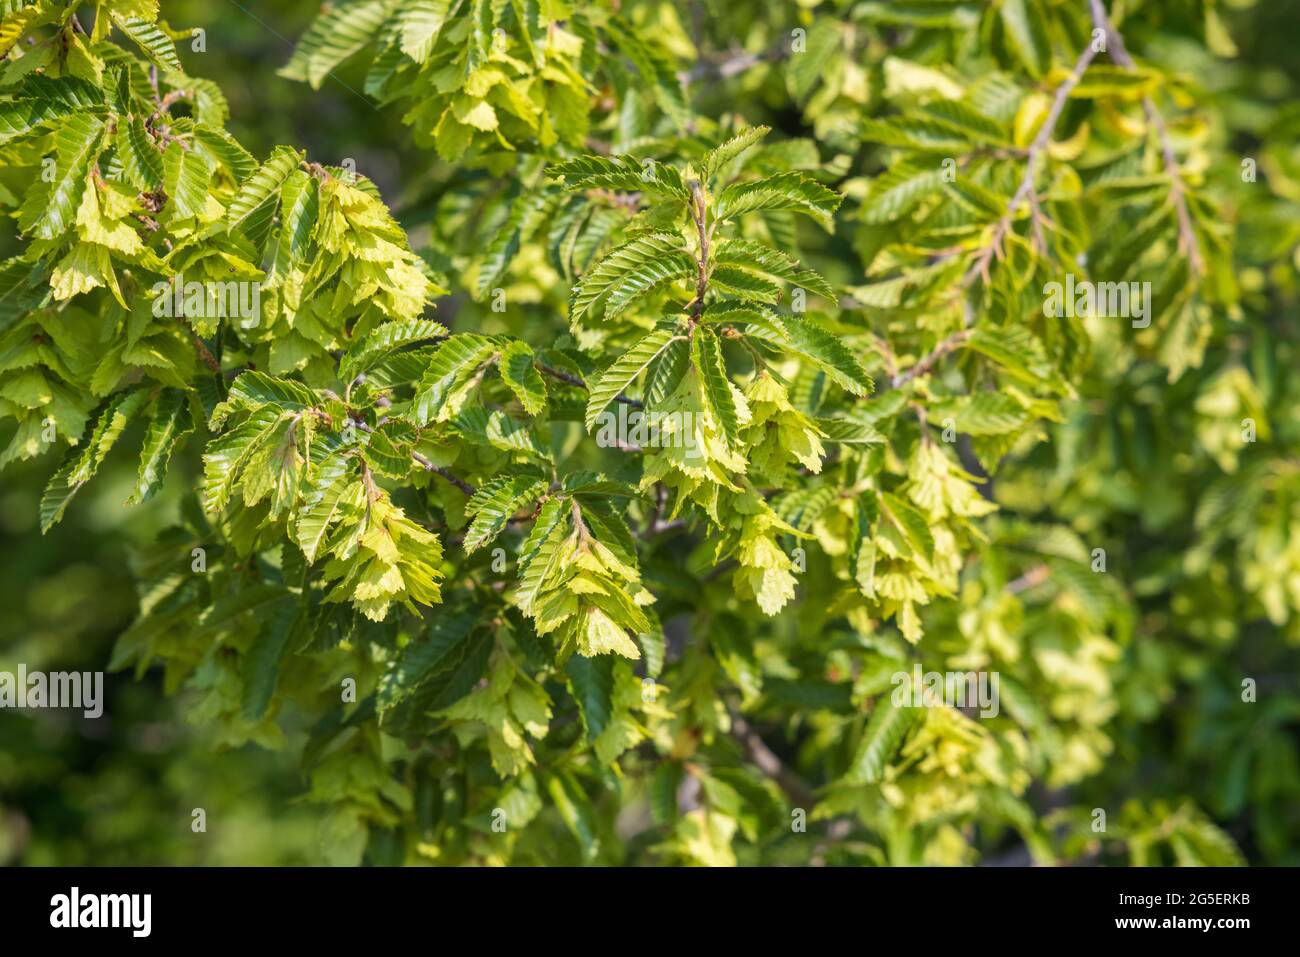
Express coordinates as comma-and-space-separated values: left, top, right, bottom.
1, 0, 1297, 866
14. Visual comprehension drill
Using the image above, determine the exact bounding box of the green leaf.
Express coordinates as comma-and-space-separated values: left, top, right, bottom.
691, 327, 739, 446
211, 371, 318, 429
855, 2, 971, 27
296, 453, 362, 563
1000, 0, 1050, 79
777, 486, 837, 531
816, 417, 885, 444
116, 117, 164, 191
195, 583, 291, 634
0, 76, 103, 146
944, 177, 1007, 219
112, 15, 181, 70
565, 654, 615, 741
397, 0, 451, 62
703, 125, 771, 182
279, 0, 394, 89
377, 611, 482, 714
516, 499, 567, 614
162, 140, 212, 221
463, 474, 548, 552
1071, 65, 1161, 99
698, 301, 774, 328
411, 334, 498, 425
584, 327, 680, 430
708, 264, 782, 303
451, 406, 550, 460
509, 0, 546, 69
715, 172, 842, 228
547, 771, 600, 861
241, 597, 300, 720
499, 340, 547, 416
0, 2, 58, 60
225, 145, 302, 237
851, 502, 877, 599
967, 326, 1067, 394
0, 257, 43, 326
847, 699, 920, 784
475, 190, 559, 299
18, 112, 104, 241
859, 116, 967, 154
277, 169, 320, 264
650, 764, 682, 825
549, 154, 689, 201
421, 628, 493, 711
604, 21, 689, 130
40, 390, 147, 532
570, 233, 694, 323
130, 390, 194, 504
859, 163, 946, 224
192, 125, 259, 183
779, 315, 874, 396
340, 319, 446, 385
880, 491, 934, 562
561, 474, 642, 499
952, 393, 1027, 435
363, 421, 415, 477
201, 406, 286, 513
644, 335, 690, 408
921, 100, 1009, 144
714, 239, 837, 303
467, 0, 492, 71
787, 19, 840, 101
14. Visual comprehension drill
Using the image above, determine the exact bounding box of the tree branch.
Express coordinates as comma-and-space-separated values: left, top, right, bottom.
535, 362, 644, 408
1006, 563, 1051, 595
1088, 0, 1204, 274
728, 707, 818, 809
411, 452, 477, 496
963, 41, 1101, 288
180, 321, 221, 374
887, 29, 1105, 388
888, 328, 973, 390
728, 705, 861, 864
679, 38, 788, 86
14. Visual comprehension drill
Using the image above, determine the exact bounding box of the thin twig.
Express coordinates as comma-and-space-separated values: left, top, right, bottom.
889, 328, 973, 390
887, 30, 1102, 388
679, 38, 788, 85
1088, 0, 1204, 274
728, 707, 817, 808
588, 188, 642, 210
728, 705, 859, 864
147, 88, 191, 127
535, 363, 645, 408
180, 322, 221, 374
687, 180, 710, 321
963, 41, 1100, 289
411, 452, 477, 496
1006, 563, 1051, 595
640, 518, 687, 539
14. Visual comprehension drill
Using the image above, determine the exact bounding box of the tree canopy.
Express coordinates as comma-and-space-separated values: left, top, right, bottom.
1, 0, 1297, 866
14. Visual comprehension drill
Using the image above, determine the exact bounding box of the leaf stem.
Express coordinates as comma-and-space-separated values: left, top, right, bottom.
688, 180, 710, 322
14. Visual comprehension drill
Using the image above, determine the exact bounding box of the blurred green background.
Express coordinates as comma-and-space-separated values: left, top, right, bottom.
0, 0, 376, 867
